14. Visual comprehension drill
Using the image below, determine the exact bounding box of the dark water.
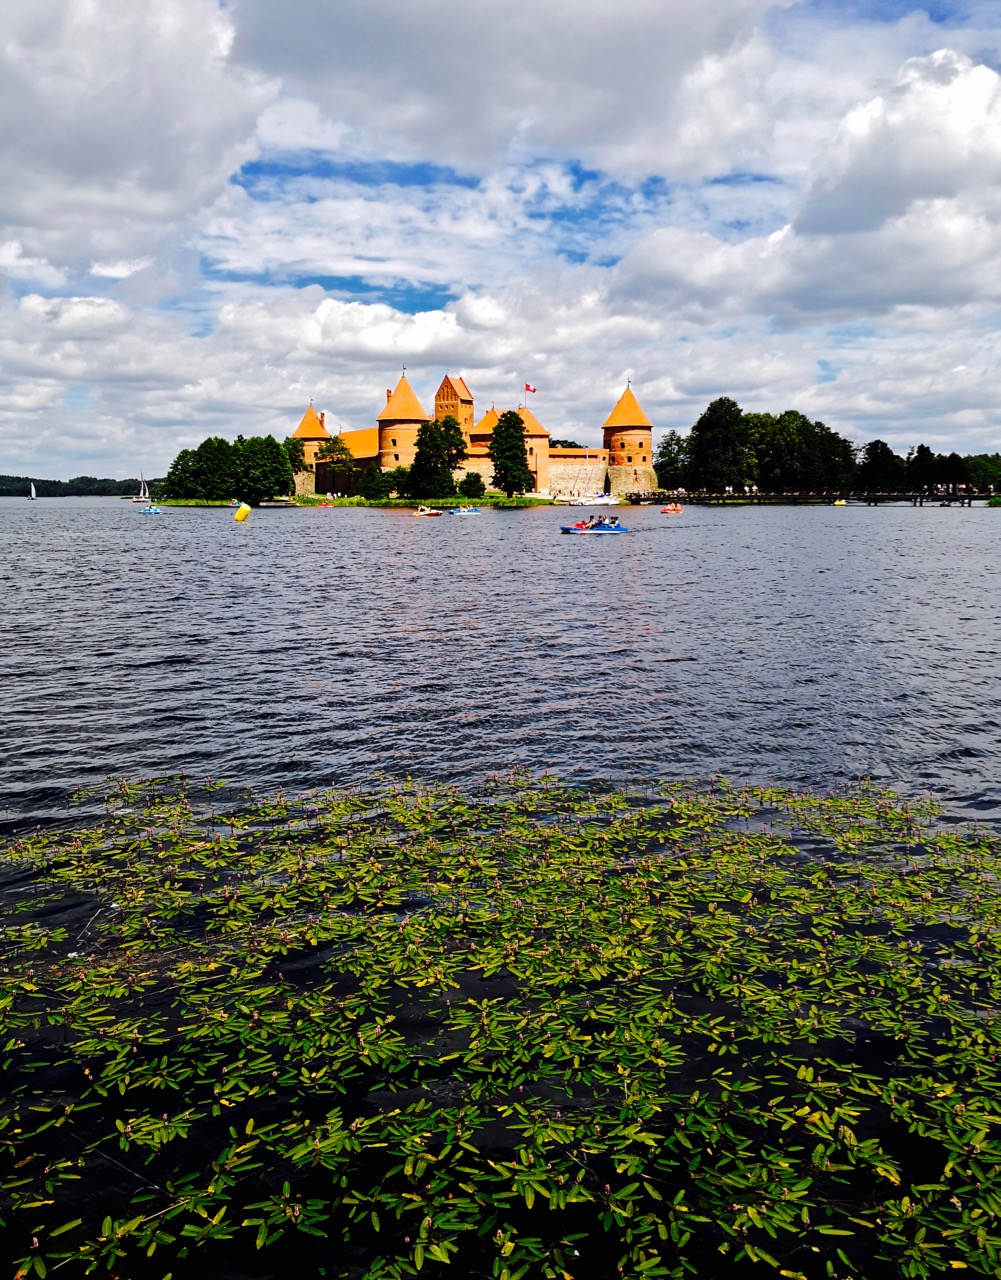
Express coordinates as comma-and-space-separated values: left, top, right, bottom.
2, 497, 1000, 821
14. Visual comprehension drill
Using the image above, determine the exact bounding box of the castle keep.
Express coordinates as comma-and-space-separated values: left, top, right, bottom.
297, 374, 659, 497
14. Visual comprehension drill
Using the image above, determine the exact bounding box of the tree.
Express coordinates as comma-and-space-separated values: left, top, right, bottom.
405, 421, 455, 498
358, 466, 390, 500
192, 436, 236, 499
458, 471, 486, 499
158, 437, 236, 500
906, 443, 938, 490
744, 411, 856, 492
941, 450, 970, 491
439, 415, 468, 474
550, 438, 583, 449
653, 430, 689, 489
488, 411, 533, 497
966, 453, 1001, 491
384, 466, 411, 497
158, 448, 199, 500
857, 439, 905, 491
233, 435, 294, 504
283, 436, 308, 474
316, 435, 356, 478
687, 398, 749, 491
811, 420, 857, 491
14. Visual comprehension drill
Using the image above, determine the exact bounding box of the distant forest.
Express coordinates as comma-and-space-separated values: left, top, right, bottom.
0, 475, 158, 497
655, 399, 1001, 492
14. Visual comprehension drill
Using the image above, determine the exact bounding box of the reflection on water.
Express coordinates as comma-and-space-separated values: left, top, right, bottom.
2, 497, 1000, 821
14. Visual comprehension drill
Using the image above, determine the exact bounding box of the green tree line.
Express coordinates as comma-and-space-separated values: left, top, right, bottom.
655, 398, 1001, 493
0, 474, 154, 497
157, 435, 293, 505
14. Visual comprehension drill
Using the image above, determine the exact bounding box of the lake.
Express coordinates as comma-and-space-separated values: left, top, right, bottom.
2, 497, 1000, 822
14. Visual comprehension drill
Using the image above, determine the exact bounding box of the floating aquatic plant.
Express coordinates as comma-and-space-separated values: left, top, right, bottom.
1, 774, 1001, 1278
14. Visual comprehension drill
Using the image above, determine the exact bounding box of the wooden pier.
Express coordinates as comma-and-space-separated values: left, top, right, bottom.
626, 490, 992, 507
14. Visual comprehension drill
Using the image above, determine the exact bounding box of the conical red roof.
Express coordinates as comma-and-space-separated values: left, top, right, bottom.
603, 386, 653, 429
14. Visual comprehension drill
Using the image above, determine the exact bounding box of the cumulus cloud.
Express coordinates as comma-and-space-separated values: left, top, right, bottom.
0, 0, 276, 266
231, 0, 794, 175
614, 51, 1001, 320
798, 49, 1001, 233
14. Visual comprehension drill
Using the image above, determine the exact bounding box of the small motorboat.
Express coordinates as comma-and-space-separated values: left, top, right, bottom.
415, 506, 444, 517
450, 506, 481, 515
140, 505, 164, 515
660, 504, 683, 514
833, 499, 847, 506
560, 521, 628, 535
554, 494, 620, 507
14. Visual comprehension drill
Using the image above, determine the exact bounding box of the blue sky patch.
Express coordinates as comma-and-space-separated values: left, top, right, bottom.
64, 385, 91, 411
236, 156, 479, 198
204, 265, 456, 314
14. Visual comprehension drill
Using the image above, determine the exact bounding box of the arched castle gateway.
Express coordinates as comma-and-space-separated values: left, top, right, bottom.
310, 376, 659, 497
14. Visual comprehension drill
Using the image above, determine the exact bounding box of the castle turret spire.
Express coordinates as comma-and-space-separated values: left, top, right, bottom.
377, 373, 430, 469
603, 385, 657, 496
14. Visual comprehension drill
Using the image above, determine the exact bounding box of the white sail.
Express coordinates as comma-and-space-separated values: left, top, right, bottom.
29, 481, 36, 500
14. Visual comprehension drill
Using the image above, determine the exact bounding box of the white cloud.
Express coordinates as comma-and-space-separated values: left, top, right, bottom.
798, 49, 1001, 233
0, 241, 66, 288
0, 0, 276, 267
89, 258, 154, 279
613, 51, 1001, 322
231, 0, 795, 175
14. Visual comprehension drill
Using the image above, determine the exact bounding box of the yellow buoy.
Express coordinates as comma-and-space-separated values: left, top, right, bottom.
234, 502, 251, 522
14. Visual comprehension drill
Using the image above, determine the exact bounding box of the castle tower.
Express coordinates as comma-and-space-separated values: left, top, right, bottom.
291, 403, 332, 470
603, 385, 658, 495
434, 374, 474, 436
517, 405, 550, 494
377, 374, 430, 469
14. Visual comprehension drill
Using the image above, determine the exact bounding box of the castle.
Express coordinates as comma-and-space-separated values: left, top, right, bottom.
290, 374, 659, 497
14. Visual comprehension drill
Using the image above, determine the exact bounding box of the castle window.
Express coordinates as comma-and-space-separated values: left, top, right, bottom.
391, 438, 397, 446
627, 456, 633, 463
394, 453, 399, 461
529, 446, 533, 455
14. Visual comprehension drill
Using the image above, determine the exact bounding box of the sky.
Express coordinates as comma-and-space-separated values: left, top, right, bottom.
2, 0, 1001, 478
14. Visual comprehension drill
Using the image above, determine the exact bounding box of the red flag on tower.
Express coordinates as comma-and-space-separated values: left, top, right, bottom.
524, 383, 537, 394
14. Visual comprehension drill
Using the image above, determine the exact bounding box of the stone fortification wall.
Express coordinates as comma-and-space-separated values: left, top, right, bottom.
549, 454, 609, 498
294, 470, 315, 497
607, 463, 659, 495
457, 458, 494, 489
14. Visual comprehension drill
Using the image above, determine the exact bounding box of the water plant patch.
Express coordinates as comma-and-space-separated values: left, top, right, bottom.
2, 774, 1001, 1279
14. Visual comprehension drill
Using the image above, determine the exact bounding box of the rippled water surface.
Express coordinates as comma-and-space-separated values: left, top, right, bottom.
3, 497, 1000, 819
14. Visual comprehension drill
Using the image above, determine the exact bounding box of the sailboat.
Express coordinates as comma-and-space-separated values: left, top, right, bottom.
131, 474, 149, 504
27, 481, 36, 501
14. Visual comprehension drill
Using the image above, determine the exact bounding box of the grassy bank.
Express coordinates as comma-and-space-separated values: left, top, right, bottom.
154, 495, 555, 510
3, 775, 1001, 1278
156, 499, 241, 508
298, 494, 553, 509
